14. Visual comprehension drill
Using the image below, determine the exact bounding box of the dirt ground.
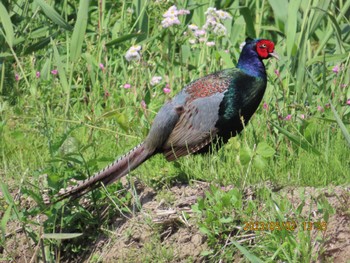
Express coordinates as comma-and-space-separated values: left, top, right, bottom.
1, 182, 349, 262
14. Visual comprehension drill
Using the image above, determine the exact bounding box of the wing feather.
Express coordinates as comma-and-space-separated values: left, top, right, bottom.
163, 93, 224, 160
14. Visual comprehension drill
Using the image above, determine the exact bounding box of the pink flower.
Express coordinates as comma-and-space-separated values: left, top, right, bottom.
284, 114, 292, 121
36, 71, 40, 78
123, 83, 131, 89
51, 69, 58, 75
15, 73, 19, 82
163, 88, 171, 93
99, 63, 105, 70
346, 99, 350, 105
300, 114, 305, 119
263, 102, 268, 110
317, 105, 324, 112
178, 9, 190, 15
274, 69, 280, 77
163, 84, 171, 94
332, 65, 339, 74
141, 100, 147, 109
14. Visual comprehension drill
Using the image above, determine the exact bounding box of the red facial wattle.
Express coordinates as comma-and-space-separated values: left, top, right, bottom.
256, 40, 278, 59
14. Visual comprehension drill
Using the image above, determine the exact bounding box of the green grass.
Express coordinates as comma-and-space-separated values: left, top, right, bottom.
0, 0, 350, 262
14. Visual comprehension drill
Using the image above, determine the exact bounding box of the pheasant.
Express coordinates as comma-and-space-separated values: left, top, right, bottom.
54, 38, 278, 201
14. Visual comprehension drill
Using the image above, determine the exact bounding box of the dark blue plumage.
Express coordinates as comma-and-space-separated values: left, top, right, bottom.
55, 38, 278, 201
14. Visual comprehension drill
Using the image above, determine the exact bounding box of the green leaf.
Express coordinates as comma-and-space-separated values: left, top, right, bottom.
330, 102, 350, 148
306, 53, 348, 66
199, 226, 211, 236
0, 183, 14, 206
0, 2, 14, 47
70, 0, 89, 62
253, 155, 267, 170
218, 50, 235, 68
239, 147, 252, 165
35, 0, 73, 31
105, 33, 144, 47
239, 7, 256, 38
116, 113, 129, 132
52, 40, 69, 93
1, 204, 12, 241
286, 0, 301, 57
181, 45, 191, 64
270, 122, 321, 155
0, 52, 13, 58
24, 32, 59, 55
256, 142, 275, 158
43, 233, 83, 239
200, 250, 214, 256
231, 240, 264, 263
267, 0, 288, 28
219, 217, 233, 223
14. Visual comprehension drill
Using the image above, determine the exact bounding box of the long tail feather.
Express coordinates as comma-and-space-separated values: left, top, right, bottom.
54, 142, 153, 201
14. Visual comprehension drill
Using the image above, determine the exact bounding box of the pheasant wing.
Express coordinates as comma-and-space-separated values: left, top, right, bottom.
163, 92, 225, 161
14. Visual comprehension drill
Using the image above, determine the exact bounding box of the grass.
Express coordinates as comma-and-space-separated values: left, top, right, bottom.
0, 0, 350, 262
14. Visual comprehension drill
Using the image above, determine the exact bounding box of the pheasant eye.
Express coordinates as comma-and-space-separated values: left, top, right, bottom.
260, 44, 266, 48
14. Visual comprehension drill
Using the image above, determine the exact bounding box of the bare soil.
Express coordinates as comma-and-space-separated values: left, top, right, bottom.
1, 182, 349, 262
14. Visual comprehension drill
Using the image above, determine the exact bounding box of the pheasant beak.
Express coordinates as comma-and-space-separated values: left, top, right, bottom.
269, 51, 279, 60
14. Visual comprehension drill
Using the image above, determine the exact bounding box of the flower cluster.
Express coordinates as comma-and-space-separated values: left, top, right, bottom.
203, 7, 231, 35
161, 5, 190, 28
150, 76, 162, 86
187, 7, 231, 46
125, 45, 142, 62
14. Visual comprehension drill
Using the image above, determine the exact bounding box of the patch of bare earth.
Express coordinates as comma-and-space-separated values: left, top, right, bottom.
85, 181, 210, 262
281, 185, 350, 263
1, 182, 349, 262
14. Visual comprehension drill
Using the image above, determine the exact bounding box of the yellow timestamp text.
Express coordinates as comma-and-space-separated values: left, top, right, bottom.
243, 221, 327, 231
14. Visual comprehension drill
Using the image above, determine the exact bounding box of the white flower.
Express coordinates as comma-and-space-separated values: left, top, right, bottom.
206, 41, 215, 47
189, 38, 197, 45
239, 42, 246, 50
162, 5, 190, 28
161, 16, 181, 28
205, 7, 217, 16
125, 45, 142, 61
216, 10, 231, 20
188, 24, 198, 30
150, 76, 162, 86
213, 23, 227, 35
203, 15, 217, 28
202, 7, 231, 35
163, 5, 178, 18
